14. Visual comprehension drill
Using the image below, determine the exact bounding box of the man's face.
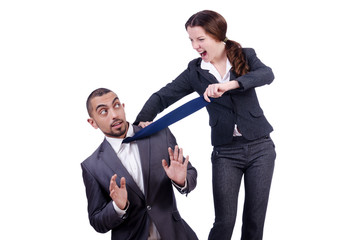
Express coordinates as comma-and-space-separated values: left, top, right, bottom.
87, 91, 128, 138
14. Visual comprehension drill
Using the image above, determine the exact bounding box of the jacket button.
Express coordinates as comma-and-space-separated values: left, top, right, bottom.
147, 205, 151, 211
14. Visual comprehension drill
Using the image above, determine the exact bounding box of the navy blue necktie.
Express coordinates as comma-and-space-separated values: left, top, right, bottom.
123, 96, 211, 143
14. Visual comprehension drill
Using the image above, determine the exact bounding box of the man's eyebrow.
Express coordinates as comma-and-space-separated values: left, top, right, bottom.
95, 104, 107, 112
112, 97, 119, 104
95, 97, 119, 112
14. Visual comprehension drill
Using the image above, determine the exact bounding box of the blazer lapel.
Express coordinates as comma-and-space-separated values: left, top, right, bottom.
197, 67, 218, 84
230, 71, 237, 80
100, 139, 145, 200
133, 126, 150, 198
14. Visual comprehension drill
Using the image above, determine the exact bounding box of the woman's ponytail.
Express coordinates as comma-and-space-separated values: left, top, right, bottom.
225, 39, 249, 77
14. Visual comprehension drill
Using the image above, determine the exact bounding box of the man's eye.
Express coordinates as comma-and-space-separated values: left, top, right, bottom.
100, 109, 107, 115
115, 103, 120, 108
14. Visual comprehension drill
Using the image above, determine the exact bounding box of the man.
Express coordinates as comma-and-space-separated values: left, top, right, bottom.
81, 88, 198, 240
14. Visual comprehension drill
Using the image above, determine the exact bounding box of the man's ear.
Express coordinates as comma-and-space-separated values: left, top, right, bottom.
87, 118, 98, 129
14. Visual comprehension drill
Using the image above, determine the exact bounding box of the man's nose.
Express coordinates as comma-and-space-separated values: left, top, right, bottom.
110, 109, 118, 119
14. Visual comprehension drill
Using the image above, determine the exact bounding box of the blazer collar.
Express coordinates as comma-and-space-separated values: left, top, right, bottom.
194, 58, 218, 84
196, 57, 238, 84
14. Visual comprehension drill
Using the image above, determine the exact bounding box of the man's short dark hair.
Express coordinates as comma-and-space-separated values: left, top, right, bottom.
86, 88, 112, 116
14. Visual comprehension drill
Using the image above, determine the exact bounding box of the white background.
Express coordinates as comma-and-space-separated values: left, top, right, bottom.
1, 0, 361, 239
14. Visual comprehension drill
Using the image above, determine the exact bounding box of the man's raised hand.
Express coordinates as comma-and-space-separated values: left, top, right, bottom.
162, 145, 189, 187
109, 174, 128, 210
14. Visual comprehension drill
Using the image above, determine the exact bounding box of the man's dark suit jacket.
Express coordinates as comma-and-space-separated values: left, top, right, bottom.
135, 48, 274, 146
81, 126, 198, 240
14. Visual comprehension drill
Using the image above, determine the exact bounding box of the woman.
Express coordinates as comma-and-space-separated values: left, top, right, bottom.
135, 10, 276, 240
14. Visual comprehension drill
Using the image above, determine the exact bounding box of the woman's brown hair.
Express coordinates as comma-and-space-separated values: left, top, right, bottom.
185, 10, 249, 77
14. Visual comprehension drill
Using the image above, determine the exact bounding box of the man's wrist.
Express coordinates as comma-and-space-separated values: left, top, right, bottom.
113, 200, 130, 216
172, 179, 188, 192
122, 200, 130, 211
174, 179, 185, 187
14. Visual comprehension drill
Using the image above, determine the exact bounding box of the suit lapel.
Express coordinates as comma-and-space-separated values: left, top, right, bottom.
197, 66, 218, 84
100, 139, 145, 200
230, 71, 237, 80
133, 126, 150, 198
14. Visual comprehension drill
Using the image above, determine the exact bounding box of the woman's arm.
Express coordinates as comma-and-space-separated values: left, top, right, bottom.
134, 68, 194, 125
202, 48, 274, 101
203, 80, 239, 102
234, 48, 274, 91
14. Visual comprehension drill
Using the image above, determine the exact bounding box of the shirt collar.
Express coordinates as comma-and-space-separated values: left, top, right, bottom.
200, 58, 232, 82
105, 123, 134, 153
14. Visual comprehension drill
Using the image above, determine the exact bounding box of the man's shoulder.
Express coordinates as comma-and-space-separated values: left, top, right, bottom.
132, 125, 174, 146
81, 140, 105, 166
132, 124, 142, 133
132, 125, 171, 137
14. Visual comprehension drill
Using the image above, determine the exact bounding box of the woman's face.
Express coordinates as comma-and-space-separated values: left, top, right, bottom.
187, 26, 225, 63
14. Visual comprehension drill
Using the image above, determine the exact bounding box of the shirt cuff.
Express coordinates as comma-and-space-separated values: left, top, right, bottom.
112, 201, 129, 217
172, 179, 188, 192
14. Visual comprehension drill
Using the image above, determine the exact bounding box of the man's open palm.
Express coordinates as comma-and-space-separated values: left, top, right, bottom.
162, 145, 188, 187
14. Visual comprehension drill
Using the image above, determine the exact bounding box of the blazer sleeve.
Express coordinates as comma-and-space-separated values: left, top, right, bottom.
134, 67, 194, 125
234, 48, 274, 92
81, 162, 125, 233
165, 128, 197, 194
